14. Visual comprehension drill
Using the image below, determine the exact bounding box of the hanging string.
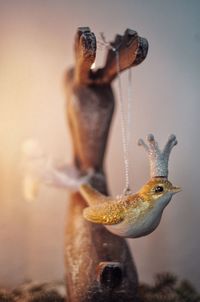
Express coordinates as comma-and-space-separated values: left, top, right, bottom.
115, 50, 131, 195
98, 33, 132, 195
127, 69, 132, 148
127, 68, 133, 188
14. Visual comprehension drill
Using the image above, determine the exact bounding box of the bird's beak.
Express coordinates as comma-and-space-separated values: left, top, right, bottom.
171, 186, 181, 194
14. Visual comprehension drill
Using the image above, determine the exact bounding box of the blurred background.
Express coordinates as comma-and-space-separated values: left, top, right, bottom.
0, 0, 200, 290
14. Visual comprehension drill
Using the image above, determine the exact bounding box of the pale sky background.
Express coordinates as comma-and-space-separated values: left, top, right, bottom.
0, 0, 200, 290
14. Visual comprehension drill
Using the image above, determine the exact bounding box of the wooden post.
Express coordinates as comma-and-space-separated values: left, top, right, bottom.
64, 27, 148, 302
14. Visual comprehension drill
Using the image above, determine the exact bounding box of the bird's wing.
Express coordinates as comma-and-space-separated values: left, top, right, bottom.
83, 201, 125, 225
79, 184, 113, 206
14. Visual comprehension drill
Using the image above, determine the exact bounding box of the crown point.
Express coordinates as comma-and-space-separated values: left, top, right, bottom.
169, 134, 176, 140
168, 134, 177, 145
147, 134, 154, 142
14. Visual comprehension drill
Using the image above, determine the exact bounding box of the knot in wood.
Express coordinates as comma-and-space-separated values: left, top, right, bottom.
96, 261, 123, 289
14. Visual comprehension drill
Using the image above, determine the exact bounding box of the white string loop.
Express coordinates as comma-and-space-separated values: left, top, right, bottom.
98, 33, 134, 195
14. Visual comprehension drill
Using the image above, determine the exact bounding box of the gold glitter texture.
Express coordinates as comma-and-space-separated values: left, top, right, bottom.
80, 178, 181, 226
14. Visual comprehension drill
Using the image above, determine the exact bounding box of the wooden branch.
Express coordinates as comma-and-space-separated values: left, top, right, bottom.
64, 27, 148, 302
92, 29, 148, 84
74, 27, 96, 85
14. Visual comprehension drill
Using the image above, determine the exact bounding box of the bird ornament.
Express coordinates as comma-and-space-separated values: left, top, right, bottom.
79, 134, 181, 238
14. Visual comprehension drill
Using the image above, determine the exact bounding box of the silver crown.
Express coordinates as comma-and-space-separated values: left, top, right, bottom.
138, 134, 178, 178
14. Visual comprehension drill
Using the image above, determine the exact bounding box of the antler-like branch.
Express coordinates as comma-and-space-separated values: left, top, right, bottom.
74, 27, 96, 85
138, 134, 178, 178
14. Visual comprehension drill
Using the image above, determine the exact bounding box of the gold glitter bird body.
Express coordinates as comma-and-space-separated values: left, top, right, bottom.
79, 134, 181, 238
80, 177, 181, 238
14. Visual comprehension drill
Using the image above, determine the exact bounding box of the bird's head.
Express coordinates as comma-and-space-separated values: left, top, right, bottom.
138, 177, 181, 203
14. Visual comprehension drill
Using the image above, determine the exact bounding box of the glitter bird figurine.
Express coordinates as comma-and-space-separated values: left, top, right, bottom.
79, 134, 181, 238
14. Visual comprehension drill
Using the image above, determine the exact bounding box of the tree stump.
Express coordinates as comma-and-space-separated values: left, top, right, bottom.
64, 27, 148, 302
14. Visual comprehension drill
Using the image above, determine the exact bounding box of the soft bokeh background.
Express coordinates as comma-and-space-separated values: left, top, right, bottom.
0, 0, 200, 289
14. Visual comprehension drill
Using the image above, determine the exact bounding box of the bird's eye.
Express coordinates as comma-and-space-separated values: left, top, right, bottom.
154, 186, 164, 193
